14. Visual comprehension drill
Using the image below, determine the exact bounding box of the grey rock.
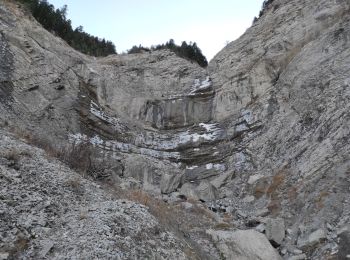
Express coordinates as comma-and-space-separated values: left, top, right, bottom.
248, 174, 264, 185
293, 249, 303, 255
181, 202, 193, 210
0, 253, 9, 260
160, 173, 183, 194
281, 248, 287, 255
178, 183, 199, 200
255, 208, 270, 217
210, 171, 233, 189
225, 206, 234, 213
39, 240, 54, 257
256, 223, 266, 233
242, 195, 255, 203
297, 229, 326, 250
288, 254, 307, 260
237, 210, 247, 218
265, 218, 285, 245
207, 229, 282, 260
196, 181, 218, 202
338, 228, 350, 260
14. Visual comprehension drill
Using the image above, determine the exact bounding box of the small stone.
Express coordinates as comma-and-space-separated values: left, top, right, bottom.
0, 253, 9, 260
297, 229, 326, 249
265, 218, 285, 245
255, 208, 270, 217
281, 248, 287, 255
256, 223, 265, 233
237, 210, 247, 218
39, 240, 54, 257
181, 202, 193, 210
243, 195, 255, 203
226, 206, 234, 213
326, 223, 334, 231
288, 254, 307, 260
248, 174, 263, 185
293, 249, 303, 254
286, 228, 293, 235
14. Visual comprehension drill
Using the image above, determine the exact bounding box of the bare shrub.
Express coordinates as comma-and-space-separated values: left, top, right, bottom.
11, 127, 112, 178
2, 148, 21, 162
213, 222, 232, 230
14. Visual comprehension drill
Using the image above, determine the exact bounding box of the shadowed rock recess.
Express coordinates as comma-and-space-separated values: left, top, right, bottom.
0, 0, 350, 259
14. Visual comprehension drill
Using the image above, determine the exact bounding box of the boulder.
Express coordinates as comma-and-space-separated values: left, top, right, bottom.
196, 181, 218, 202
160, 173, 183, 194
178, 183, 198, 200
210, 171, 234, 189
297, 229, 326, 250
207, 229, 282, 260
265, 218, 285, 246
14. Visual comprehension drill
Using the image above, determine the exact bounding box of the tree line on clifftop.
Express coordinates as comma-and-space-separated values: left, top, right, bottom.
16, 0, 208, 67
17, 0, 116, 57
128, 39, 208, 68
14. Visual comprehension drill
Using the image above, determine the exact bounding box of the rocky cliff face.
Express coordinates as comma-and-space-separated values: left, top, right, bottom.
1, 0, 350, 259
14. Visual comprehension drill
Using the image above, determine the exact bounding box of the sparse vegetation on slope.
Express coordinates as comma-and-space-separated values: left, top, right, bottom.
16, 0, 116, 56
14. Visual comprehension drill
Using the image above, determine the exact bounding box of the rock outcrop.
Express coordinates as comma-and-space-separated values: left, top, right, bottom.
1, 0, 350, 259
207, 229, 282, 260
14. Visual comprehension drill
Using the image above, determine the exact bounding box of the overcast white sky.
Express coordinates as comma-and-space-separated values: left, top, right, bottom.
49, 0, 264, 61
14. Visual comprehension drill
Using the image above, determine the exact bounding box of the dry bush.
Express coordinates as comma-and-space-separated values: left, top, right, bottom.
7, 236, 29, 259
127, 189, 152, 207
213, 222, 232, 230
65, 177, 82, 191
1, 148, 31, 170
267, 199, 281, 216
254, 177, 270, 199
315, 191, 329, 209
122, 189, 213, 259
266, 172, 285, 195
79, 208, 88, 220
11, 127, 110, 179
288, 186, 298, 202
2, 148, 21, 162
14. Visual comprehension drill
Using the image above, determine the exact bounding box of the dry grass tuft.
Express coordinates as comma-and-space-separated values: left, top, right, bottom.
315, 191, 329, 209
213, 222, 232, 230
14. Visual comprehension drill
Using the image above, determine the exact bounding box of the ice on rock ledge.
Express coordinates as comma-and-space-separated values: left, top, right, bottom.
189, 76, 212, 94
178, 131, 219, 143
68, 133, 180, 160
199, 123, 220, 132
205, 163, 226, 171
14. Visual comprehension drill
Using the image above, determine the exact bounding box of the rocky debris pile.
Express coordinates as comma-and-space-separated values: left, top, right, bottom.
0, 131, 188, 259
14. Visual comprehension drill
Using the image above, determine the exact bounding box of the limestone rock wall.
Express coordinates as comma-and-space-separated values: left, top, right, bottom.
1, 0, 350, 259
